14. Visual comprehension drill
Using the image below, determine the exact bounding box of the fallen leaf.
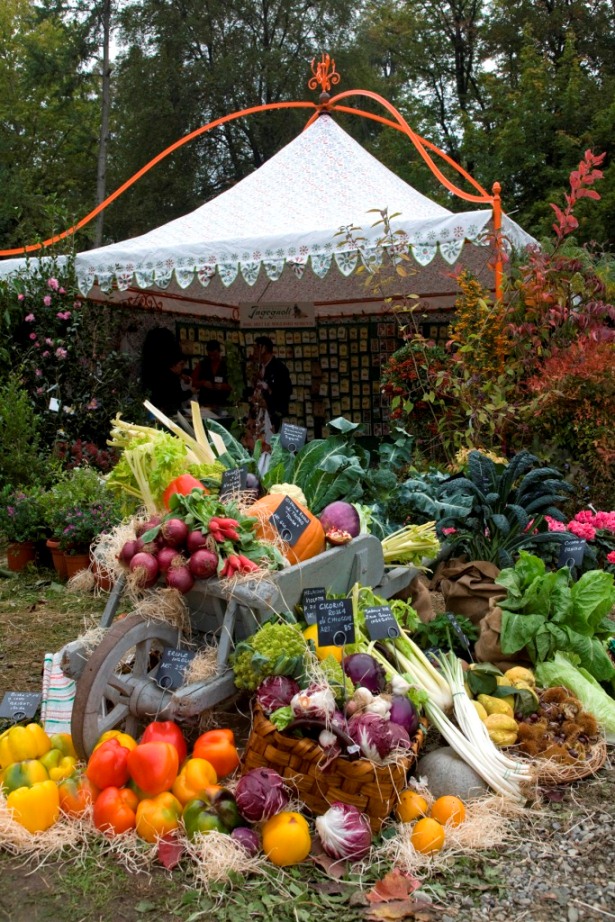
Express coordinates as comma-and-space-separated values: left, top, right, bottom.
366, 868, 422, 904
364, 896, 436, 921
157, 832, 185, 870
310, 838, 350, 878
540, 787, 565, 802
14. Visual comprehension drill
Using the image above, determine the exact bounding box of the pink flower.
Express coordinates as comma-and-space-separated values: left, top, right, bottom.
29, 332, 37, 340
47, 278, 60, 291
568, 520, 596, 541
45, 338, 53, 346
35, 368, 42, 377
573, 510, 595, 524
25, 313, 35, 322
441, 527, 457, 536
593, 511, 615, 531
17, 293, 25, 301
59, 287, 66, 295
42, 351, 50, 358
607, 551, 615, 564
545, 515, 567, 532
86, 398, 99, 410
43, 295, 52, 306
73, 300, 81, 309
36, 387, 44, 395
55, 347, 67, 359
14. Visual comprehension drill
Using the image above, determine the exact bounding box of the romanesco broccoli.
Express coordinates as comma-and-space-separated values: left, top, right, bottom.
231, 621, 307, 691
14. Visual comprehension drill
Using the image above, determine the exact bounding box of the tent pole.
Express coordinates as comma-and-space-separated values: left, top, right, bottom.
492, 181, 503, 303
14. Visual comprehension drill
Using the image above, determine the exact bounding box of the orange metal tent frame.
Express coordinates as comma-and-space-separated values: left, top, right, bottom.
0, 54, 504, 300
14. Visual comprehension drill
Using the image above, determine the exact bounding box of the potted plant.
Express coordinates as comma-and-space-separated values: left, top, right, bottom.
57, 497, 122, 578
0, 486, 46, 571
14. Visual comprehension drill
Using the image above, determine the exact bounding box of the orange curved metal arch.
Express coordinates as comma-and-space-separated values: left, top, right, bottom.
0, 100, 316, 257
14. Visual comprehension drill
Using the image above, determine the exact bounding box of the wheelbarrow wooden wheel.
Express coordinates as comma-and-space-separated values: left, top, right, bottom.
71, 613, 180, 759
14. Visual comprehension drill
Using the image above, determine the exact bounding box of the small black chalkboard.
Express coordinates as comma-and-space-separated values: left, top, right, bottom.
219, 467, 247, 500
445, 611, 473, 657
0, 692, 42, 721
316, 599, 355, 647
279, 422, 308, 453
364, 605, 400, 641
269, 495, 311, 547
302, 587, 326, 625
156, 649, 197, 690
558, 537, 586, 569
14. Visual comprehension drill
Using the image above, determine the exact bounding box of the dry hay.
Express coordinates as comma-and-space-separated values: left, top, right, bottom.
75, 625, 107, 655
131, 587, 193, 638
372, 795, 527, 877
183, 646, 219, 685
66, 566, 96, 594
91, 518, 140, 582
184, 830, 268, 892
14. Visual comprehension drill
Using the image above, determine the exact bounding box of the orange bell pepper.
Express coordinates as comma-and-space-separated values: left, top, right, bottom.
58, 774, 99, 817
93, 786, 138, 835
127, 741, 179, 796
135, 791, 183, 843
171, 758, 218, 806
192, 729, 239, 779
86, 738, 130, 789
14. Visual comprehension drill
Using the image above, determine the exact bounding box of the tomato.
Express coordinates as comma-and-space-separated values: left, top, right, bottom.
135, 792, 183, 843
93, 786, 138, 835
192, 729, 239, 779
58, 774, 99, 817
140, 721, 187, 765
86, 738, 130, 790
127, 741, 179, 796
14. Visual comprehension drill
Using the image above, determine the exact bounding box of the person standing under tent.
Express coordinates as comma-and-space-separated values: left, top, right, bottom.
252, 335, 292, 441
191, 339, 231, 417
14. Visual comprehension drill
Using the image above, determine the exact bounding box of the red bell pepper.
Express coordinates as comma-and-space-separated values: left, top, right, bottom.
86, 738, 130, 790
140, 720, 188, 765
93, 786, 138, 835
192, 729, 239, 779
162, 474, 206, 510
127, 741, 179, 796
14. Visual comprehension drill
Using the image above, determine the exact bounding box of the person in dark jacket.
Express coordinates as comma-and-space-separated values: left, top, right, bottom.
253, 335, 292, 434
191, 339, 231, 413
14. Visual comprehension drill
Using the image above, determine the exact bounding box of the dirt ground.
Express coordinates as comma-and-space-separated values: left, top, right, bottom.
1, 568, 615, 922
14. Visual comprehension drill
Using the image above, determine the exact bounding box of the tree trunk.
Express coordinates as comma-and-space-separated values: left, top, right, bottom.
94, 0, 112, 248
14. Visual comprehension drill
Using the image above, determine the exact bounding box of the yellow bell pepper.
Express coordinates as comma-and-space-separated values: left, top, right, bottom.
0, 724, 51, 769
40, 749, 78, 782
6, 779, 60, 833
48, 733, 78, 760
93, 730, 138, 752
2, 759, 49, 794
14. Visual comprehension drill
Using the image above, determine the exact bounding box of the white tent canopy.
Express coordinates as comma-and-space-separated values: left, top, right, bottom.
0, 114, 536, 314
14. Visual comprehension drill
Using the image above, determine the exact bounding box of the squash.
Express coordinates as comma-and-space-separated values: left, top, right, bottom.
247, 493, 325, 565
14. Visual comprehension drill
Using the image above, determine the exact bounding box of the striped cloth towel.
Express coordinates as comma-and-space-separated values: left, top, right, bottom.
40, 651, 76, 735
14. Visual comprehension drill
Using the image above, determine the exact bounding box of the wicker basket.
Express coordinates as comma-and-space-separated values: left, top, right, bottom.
530, 735, 608, 786
242, 706, 425, 833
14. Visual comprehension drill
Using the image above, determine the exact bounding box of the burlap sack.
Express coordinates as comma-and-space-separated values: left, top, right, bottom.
474, 600, 533, 671
393, 573, 437, 624
430, 558, 507, 625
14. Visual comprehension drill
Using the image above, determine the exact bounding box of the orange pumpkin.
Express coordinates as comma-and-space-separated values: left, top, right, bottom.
247, 493, 325, 565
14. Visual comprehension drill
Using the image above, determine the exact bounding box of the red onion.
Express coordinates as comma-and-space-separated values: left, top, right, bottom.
231, 826, 260, 856
136, 516, 162, 537
235, 768, 289, 822
389, 695, 420, 737
165, 564, 194, 594
118, 538, 143, 566
315, 802, 372, 860
129, 551, 159, 588
186, 529, 209, 554
157, 546, 183, 573
188, 548, 219, 580
160, 518, 189, 548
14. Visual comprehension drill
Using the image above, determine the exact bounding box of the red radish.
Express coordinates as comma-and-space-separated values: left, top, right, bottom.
118, 538, 143, 566
189, 548, 219, 580
186, 529, 209, 554
157, 546, 184, 573
160, 518, 189, 548
166, 564, 194, 594
129, 551, 159, 588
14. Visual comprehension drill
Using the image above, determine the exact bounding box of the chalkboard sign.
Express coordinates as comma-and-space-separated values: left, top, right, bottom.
0, 692, 42, 721
219, 467, 247, 500
316, 599, 355, 647
445, 611, 473, 657
557, 537, 586, 569
279, 422, 308, 453
156, 649, 197, 690
302, 587, 326, 626
364, 605, 400, 641
269, 496, 311, 546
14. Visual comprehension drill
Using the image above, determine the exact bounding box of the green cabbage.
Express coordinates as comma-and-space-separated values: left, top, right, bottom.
536, 651, 615, 743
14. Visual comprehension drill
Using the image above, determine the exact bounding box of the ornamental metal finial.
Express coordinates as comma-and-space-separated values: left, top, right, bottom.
308, 53, 341, 97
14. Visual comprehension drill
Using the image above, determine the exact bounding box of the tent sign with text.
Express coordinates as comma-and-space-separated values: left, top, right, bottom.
239, 301, 315, 328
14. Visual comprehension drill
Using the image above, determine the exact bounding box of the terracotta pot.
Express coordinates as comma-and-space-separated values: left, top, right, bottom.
64, 551, 91, 579
6, 541, 37, 572
46, 538, 68, 580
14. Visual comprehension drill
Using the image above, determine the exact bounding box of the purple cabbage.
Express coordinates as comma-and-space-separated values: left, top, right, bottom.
231, 826, 261, 856
235, 768, 289, 822
315, 802, 372, 860
389, 695, 420, 737
342, 653, 385, 694
256, 675, 301, 716
347, 713, 396, 762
